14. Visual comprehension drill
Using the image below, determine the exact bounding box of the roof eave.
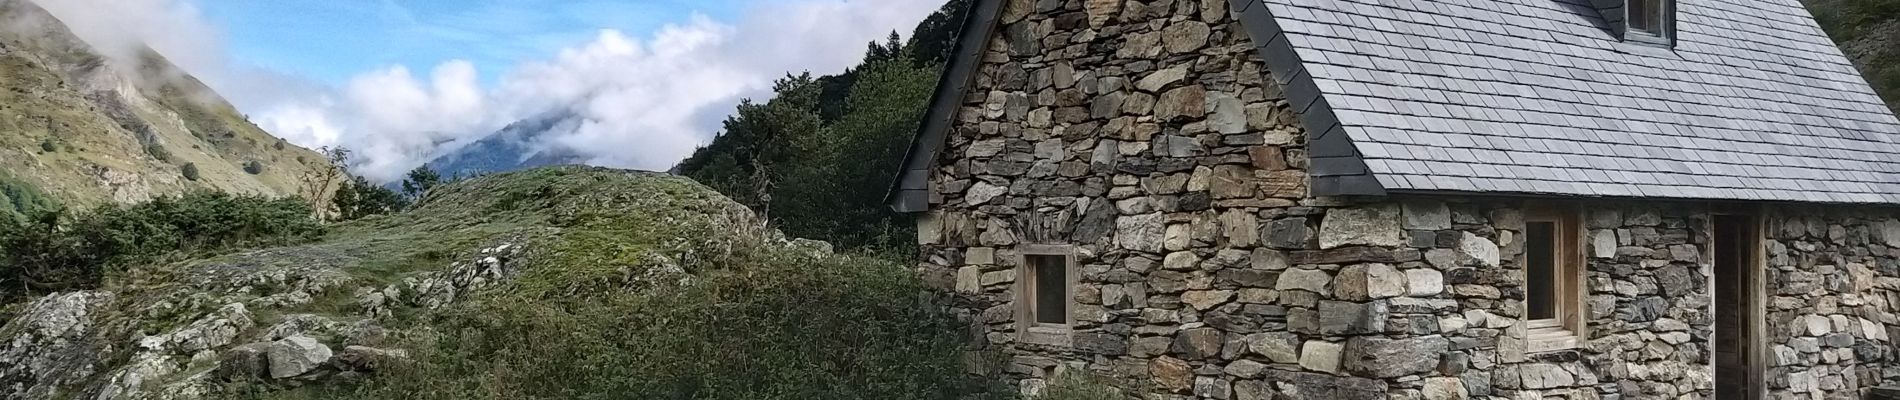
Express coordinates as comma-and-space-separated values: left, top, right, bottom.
1234, 0, 1388, 197
884, 0, 1006, 214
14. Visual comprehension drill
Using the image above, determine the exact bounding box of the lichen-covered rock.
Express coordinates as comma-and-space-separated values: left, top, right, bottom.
95, 352, 182, 400
140, 303, 254, 354
259, 314, 342, 341
0, 291, 114, 399
216, 343, 272, 381
267, 335, 333, 379
334, 345, 409, 372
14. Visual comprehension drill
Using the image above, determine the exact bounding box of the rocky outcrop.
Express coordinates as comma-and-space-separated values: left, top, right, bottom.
266, 336, 332, 379
0, 234, 532, 399
0, 291, 114, 399
361, 242, 527, 315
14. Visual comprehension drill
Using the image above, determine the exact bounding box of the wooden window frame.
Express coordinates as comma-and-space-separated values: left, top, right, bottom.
1017, 244, 1079, 346
1523, 205, 1585, 353
1625, 0, 1673, 44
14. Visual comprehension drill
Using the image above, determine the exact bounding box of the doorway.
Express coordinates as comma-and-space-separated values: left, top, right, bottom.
1713, 214, 1761, 399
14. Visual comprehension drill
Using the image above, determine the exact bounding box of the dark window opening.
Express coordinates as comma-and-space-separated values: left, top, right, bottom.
1526, 221, 1558, 321
1628, 0, 1668, 37
1029, 254, 1069, 325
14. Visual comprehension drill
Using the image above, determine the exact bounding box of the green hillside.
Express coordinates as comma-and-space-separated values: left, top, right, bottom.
0, 0, 328, 209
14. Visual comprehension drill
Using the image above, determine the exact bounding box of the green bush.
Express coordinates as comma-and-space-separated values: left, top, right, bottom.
332, 176, 408, 221
145, 143, 173, 161
0, 175, 60, 226
0, 191, 322, 302
244, 160, 266, 175
39, 139, 57, 153
182, 163, 202, 181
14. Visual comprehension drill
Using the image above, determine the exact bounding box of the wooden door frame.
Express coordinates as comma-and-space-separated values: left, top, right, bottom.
1710, 205, 1764, 399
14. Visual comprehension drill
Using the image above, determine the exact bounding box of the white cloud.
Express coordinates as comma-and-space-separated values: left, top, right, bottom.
28, 0, 942, 182
24, 0, 223, 78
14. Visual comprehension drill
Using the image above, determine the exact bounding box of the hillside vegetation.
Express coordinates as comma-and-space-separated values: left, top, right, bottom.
0, 0, 327, 208
676, 0, 970, 252
0, 167, 1000, 400
1808, 0, 1900, 115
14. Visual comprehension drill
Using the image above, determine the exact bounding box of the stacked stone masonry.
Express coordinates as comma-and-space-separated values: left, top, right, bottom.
913, 0, 1900, 398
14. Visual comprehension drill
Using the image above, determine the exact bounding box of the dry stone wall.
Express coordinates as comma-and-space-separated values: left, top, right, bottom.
1761, 207, 1900, 399
913, 0, 1900, 398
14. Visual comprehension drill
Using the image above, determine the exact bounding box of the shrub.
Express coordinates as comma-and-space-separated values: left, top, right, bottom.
401, 167, 442, 202
182, 163, 202, 181
145, 143, 172, 161
332, 176, 407, 221
244, 160, 266, 175
0, 191, 322, 303
39, 139, 57, 153
0, 175, 59, 226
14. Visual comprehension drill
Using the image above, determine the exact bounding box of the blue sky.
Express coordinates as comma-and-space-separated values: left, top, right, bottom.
201, 0, 745, 86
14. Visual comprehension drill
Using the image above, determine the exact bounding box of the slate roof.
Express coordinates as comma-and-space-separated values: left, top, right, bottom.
1241, 0, 1900, 203
889, 0, 1900, 211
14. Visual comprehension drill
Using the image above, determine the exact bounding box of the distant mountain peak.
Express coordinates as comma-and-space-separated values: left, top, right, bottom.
424, 110, 590, 179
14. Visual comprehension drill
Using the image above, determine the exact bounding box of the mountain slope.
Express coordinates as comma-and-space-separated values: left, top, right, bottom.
1806, 0, 1900, 115
0, 0, 326, 208
423, 111, 588, 178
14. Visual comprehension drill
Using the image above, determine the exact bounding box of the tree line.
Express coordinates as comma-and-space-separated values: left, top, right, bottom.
0, 147, 452, 306
675, 0, 971, 253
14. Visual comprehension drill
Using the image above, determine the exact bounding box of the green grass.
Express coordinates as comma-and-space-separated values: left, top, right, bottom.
10, 166, 1006, 400
174, 167, 1003, 400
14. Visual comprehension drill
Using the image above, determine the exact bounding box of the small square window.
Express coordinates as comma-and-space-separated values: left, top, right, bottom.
1017, 245, 1077, 338
1028, 254, 1069, 325
1626, 0, 1670, 38
1523, 206, 1584, 352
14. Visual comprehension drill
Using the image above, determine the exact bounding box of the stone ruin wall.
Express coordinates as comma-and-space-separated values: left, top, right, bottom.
912, 0, 1900, 398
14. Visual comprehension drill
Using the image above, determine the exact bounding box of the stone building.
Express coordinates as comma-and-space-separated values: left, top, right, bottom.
885, 0, 1900, 398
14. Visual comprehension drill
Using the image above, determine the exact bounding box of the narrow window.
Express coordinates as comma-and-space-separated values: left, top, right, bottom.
1019, 246, 1075, 330
1029, 254, 1069, 325
1627, 0, 1668, 38
1524, 206, 1583, 352
1525, 221, 1558, 321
